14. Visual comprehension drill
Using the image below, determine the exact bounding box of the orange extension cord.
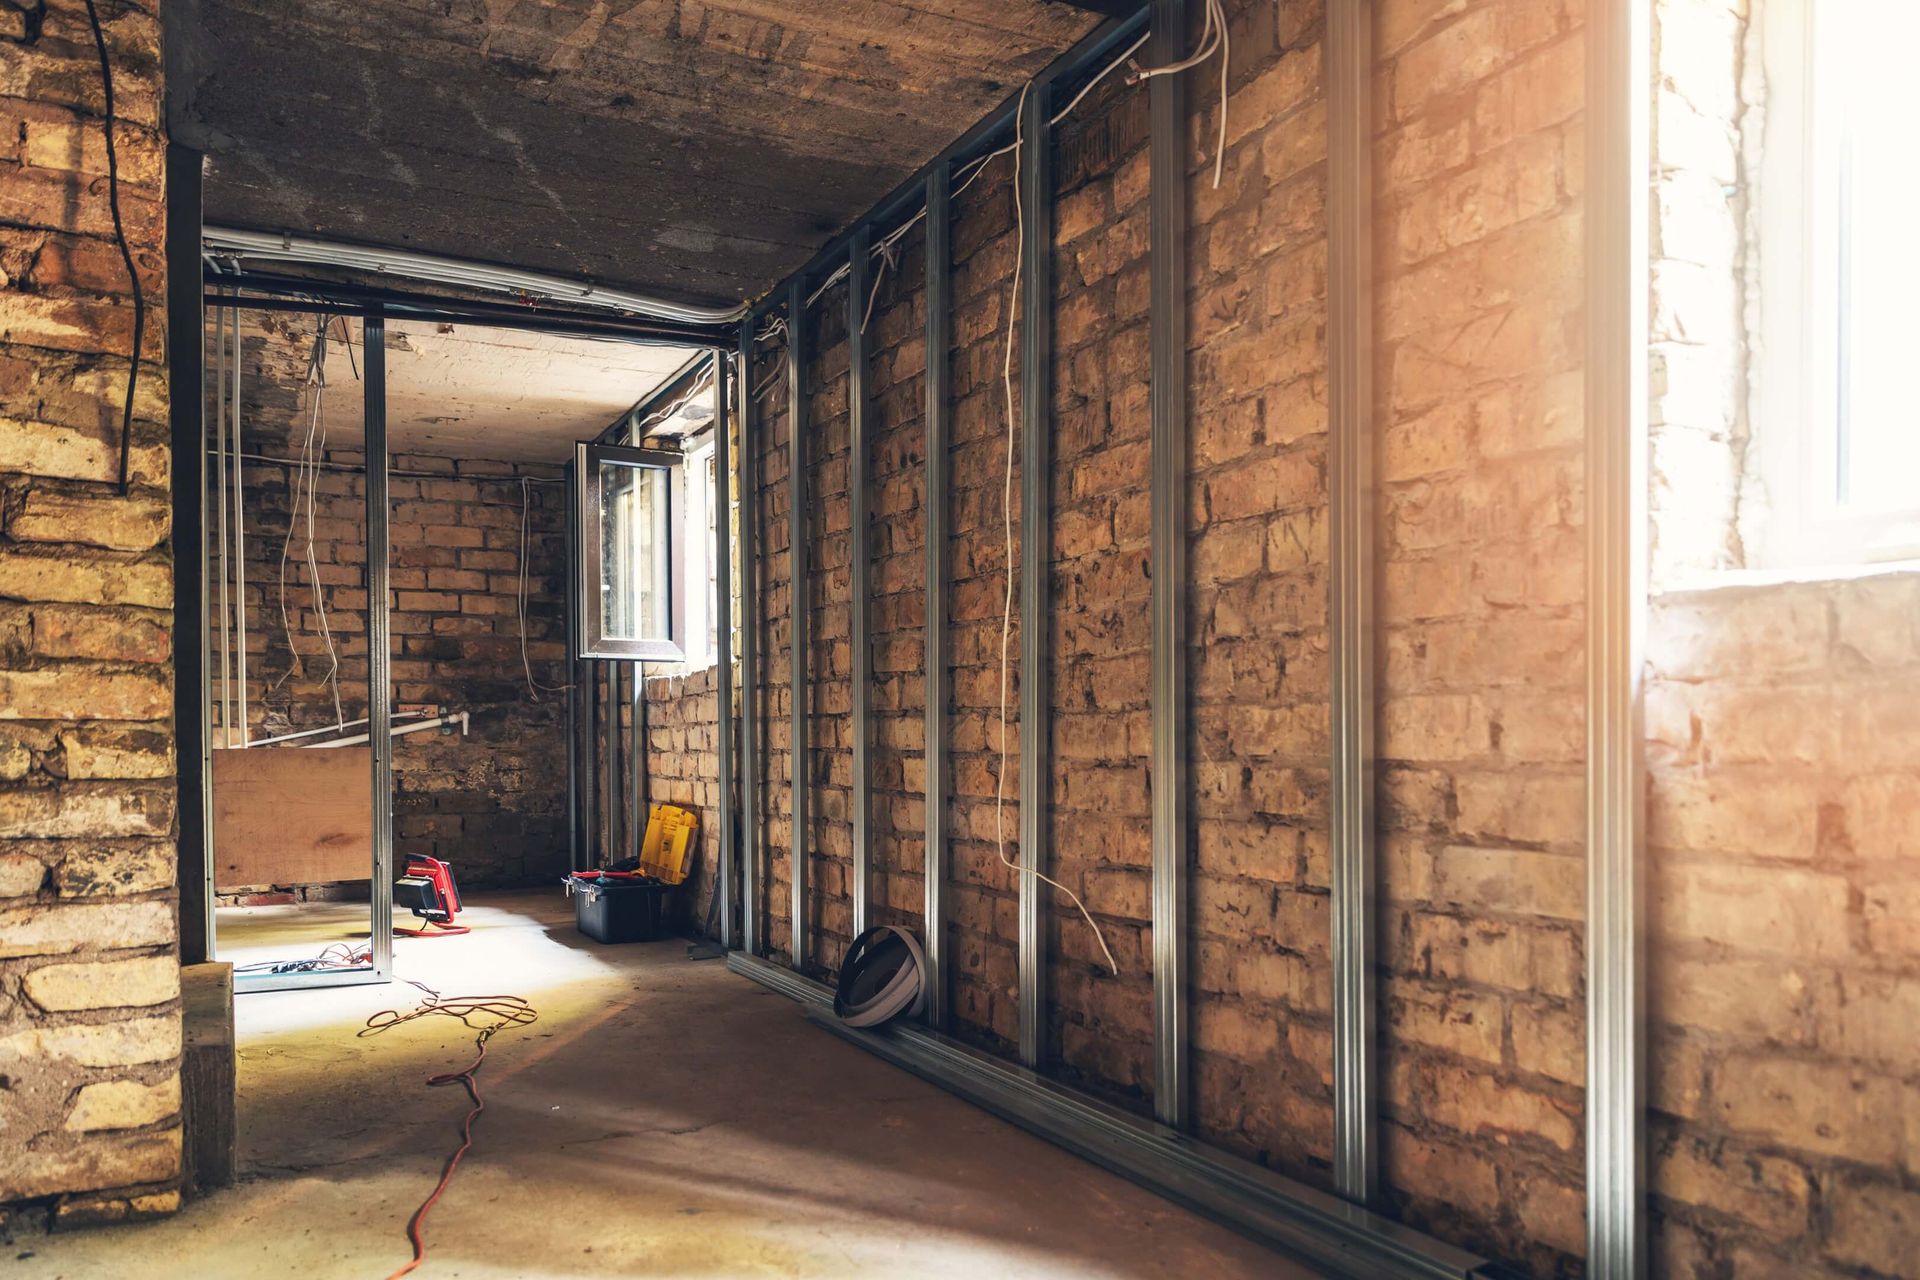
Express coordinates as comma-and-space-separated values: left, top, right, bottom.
360, 983, 539, 1279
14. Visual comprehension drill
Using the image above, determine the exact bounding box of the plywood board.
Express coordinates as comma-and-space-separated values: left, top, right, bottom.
211, 747, 373, 889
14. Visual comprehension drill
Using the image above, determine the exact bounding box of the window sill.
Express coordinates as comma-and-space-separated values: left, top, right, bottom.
1656, 557, 1920, 598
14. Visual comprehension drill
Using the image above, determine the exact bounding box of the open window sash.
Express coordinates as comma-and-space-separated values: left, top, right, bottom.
577, 441, 687, 661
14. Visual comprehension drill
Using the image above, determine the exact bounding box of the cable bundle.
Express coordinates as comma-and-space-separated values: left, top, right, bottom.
361, 981, 540, 1279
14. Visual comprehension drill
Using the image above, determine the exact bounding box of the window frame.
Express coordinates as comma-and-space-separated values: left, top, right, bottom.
679, 433, 719, 672
1753, 0, 1920, 568
576, 440, 689, 662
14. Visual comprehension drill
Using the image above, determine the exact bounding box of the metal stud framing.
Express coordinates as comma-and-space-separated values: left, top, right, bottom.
714, 351, 738, 949
848, 227, 873, 938
630, 660, 643, 863
1328, 0, 1378, 1205
169, 143, 213, 966
364, 311, 395, 979
922, 162, 952, 1030
739, 329, 762, 957
787, 279, 810, 970
1148, 0, 1190, 1132
1586, 0, 1650, 1273
565, 471, 584, 873
1016, 78, 1053, 1070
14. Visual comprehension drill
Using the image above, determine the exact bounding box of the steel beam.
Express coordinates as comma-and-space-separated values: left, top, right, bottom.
364, 312, 394, 979
1586, 0, 1650, 1274
1328, 0, 1378, 1204
1016, 80, 1053, 1070
848, 227, 873, 938
787, 280, 810, 970
1147, 0, 1190, 1131
738, 328, 762, 957
922, 162, 952, 1029
168, 143, 212, 965
714, 351, 738, 949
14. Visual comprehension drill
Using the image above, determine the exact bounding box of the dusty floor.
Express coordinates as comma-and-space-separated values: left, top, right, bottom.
15, 891, 1314, 1279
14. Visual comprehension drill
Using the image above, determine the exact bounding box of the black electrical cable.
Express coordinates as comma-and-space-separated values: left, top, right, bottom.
81, 0, 145, 496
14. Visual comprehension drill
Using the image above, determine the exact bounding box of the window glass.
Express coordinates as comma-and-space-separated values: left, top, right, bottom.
1833, 2, 1920, 512
599, 457, 670, 644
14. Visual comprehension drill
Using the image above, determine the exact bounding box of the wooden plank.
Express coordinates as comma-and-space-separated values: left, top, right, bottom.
211, 747, 374, 890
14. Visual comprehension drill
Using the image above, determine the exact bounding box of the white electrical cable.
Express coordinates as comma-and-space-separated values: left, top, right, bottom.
268, 316, 346, 728
214, 297, 233, 749
1131, 0, 1231, 189
232, 306, 251, 747
518, 478, 570, 700
996, 80, 1119, 979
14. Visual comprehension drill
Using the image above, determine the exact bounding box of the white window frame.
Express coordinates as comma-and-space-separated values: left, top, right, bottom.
679, 433, 719, 672
576, 441, 687, 661
1753, 0, 1920, 568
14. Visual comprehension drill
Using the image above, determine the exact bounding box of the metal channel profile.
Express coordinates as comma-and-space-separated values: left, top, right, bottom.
713, 351, 738, 949
1016, 78, 1054, 1070
168, 144, 213, 964
787, 280, 810, 970
608, 662, 622, 864
725, 951, 1496, 1280
738, 327, 761, 957
565, 469, 585, 873
1147, 0, 1190, 1131
1328, 0, 1378, 1205
364, 312, 395, 980
921, 162, 952, 1029
1586, 0, 1650, 1274
848, 227, 873, 938
630, 661, 642, 863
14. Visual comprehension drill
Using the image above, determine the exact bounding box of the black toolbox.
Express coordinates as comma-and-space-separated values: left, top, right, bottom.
564, 871, 669, 943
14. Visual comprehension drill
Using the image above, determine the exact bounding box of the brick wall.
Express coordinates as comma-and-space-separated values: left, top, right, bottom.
636, 665, 723, 926
1372, 0, 1588, 1271
209, 425, 570, 892
0, 0, 185, 1224
1646, 576, 1920, 1278
1649, 0, 1747, 584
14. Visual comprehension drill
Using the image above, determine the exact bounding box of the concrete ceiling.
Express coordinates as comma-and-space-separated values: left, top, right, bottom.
167, 0, 1103, 309
237, 310, 700, 462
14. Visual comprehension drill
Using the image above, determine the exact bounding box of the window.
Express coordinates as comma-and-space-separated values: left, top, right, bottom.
577, 442, 686, 660
1755, 0, 1920, 566
679, 435, 720, 670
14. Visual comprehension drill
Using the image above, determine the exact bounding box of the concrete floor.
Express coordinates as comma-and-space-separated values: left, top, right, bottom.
17, 891, 1315, 1279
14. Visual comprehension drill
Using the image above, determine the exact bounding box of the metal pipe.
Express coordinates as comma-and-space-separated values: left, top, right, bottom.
787, 279, 810, 970
202, 226, 748, 327
921, 161, 952, 1030
364, 310, 395, 979
1016, 79, 1053, 1071
1148, 0, 1190, 1132
738, 326, 762, 958
1328, 0, 1378, 1203
714, 350, 737, 949
586, 661, 601, 864
231, 303, 250, 746
848, 227, 873, 939
247, 709, 429, 748
309, 710, 469, 749
214, 292, 231, 749
1586, 0, 1651, 1273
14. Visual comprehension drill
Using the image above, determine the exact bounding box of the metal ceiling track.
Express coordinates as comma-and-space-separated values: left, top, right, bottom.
202, 226, 747, 327
726, 951, 1500, 1280
203, 268, 732, 350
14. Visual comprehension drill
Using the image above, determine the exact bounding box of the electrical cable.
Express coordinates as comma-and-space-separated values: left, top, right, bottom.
997, 82, 1119, 977
518, 477, 570, 699
270, 315, 347, 730
81, 0, 143, 496
360, 982, 539, 1280
232, 940, 371, 975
